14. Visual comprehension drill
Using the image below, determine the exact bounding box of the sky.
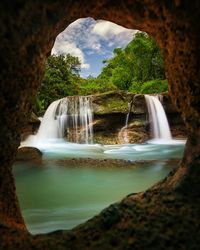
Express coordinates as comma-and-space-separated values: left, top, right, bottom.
52, 17, 137, 78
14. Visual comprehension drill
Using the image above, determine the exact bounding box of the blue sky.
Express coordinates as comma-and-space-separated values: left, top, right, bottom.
52, 18, 137, 78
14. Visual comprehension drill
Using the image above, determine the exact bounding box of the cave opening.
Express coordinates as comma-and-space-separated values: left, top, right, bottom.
14, 17, 186, 235
0, 1, 200, 249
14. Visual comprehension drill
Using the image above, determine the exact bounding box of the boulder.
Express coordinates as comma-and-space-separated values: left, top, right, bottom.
91, 91, 134, 115
132, 94, 148, 114
16, 147, 43, 165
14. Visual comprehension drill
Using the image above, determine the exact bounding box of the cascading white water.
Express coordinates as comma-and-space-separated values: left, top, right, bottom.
125, 102, 132, 128
34, 96, 93, 144
78, 96, 93, 143
36, 99, 62, 139
118, 101, 133, 144
145, 95, 172, 140
20, 94, 185, 162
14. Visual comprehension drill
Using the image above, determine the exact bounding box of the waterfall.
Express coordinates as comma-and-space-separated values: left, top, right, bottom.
125, 101, 132, 128
118, 101, 133, 144
35, 96, 93, 144
145, 95, 172, 140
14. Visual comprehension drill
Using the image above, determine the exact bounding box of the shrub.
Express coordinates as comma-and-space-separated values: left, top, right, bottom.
140, 79, 168, 94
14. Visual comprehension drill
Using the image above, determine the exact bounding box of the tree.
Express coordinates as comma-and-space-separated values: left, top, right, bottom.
98, 32, 166, 92
34, 32, 167, 116
78, 75, 116, 95
34, 54, 81, 114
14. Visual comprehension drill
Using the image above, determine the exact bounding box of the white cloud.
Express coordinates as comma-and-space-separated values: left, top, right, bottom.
51, 17, 138, 76
67, 18, 85, 29
81, 63, 90, 69
93, 20, 126, 36
92, 20, 136, 47
108, 41, 114, 47
52, 34, 90, 69
52, 17, 136, 56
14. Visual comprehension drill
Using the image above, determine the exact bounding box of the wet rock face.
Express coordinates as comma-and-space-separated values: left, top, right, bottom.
0, 0, 200, 248
91, 91, 185, 144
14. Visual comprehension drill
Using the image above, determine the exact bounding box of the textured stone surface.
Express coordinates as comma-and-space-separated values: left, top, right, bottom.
91, 91, 184, 144
0, 0, 200, 249
16, 147, 42, 165
92, 91, 133, 114
43, 158, 146, 168
21, 112, 40, 141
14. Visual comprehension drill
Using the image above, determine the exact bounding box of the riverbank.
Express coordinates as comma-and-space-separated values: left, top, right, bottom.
43, 157, 180, 169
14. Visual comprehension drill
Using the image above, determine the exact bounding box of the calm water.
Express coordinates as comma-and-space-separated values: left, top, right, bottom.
14, 161, 175, 234
15, 139, 185, 235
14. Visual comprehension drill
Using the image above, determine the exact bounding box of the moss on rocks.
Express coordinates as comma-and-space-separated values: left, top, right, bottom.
91, 91, 133, 114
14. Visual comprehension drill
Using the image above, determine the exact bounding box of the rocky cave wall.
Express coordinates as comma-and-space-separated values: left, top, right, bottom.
0, 0, 200, 249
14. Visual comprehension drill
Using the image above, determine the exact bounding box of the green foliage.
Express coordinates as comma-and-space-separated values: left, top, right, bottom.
128, 82, 143, 93
78, 76, 117, 95
98, 32, 166, 92
34, 32, 168, 115
139, 79, 168, 94
34, 54, 81, 115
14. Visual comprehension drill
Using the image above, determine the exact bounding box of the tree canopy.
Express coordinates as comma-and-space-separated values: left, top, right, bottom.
34, 54, 81, 114
98, 32, 166, 92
